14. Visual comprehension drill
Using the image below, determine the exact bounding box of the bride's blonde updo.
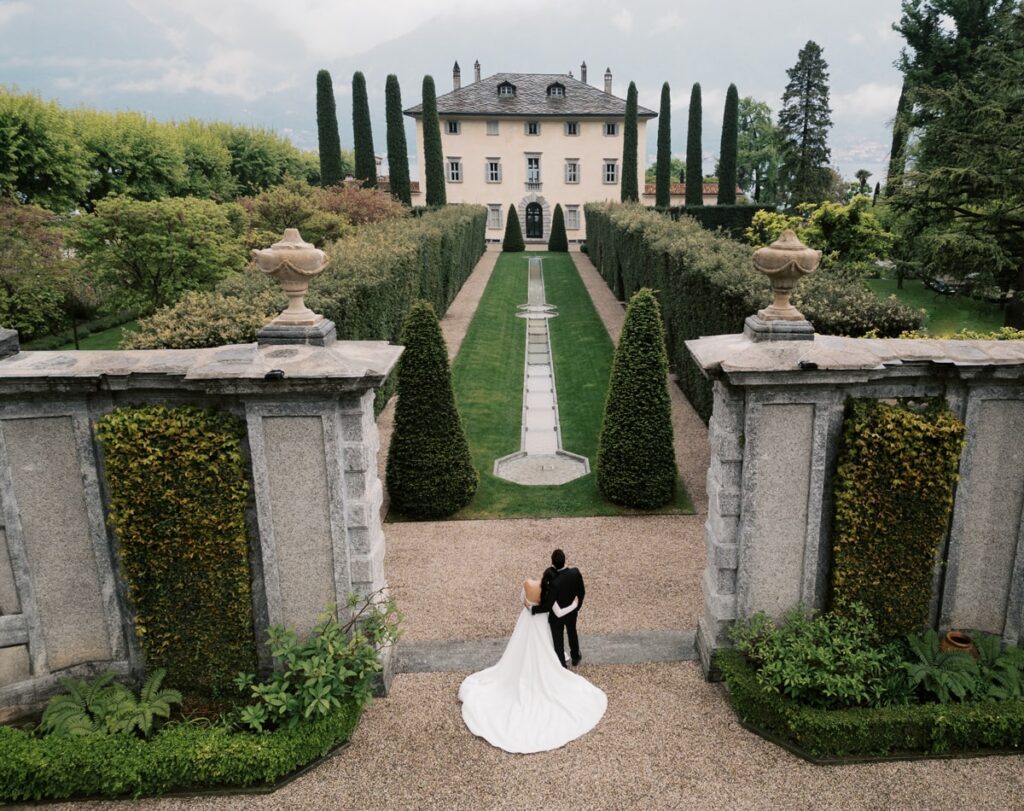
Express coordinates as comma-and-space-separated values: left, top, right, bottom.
523, 577, 542, 605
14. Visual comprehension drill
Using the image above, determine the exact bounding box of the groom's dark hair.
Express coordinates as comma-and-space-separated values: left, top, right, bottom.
551, 549, 566, 568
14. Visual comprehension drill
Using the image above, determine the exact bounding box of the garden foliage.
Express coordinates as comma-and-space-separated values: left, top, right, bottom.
122, 291, 280, 349
503, 204, 525, 252
96, 405, 257, 697
829, 400, 966, 639
548, 204, 568, 252
665, 203, 774, 240
40, 670, 181, 738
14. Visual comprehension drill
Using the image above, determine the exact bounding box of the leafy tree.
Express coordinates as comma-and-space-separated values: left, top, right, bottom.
621, 81, 639, 202
685, 83, 703, 206
548, 204, 568, 251
734, 97, 780, 203
421, 76, 446, 206
597, 288, 676, 509
885, 79, 912, 196
386, 300, 477, 518
502, 204, 524, 252
209, 124, 312, 196
655, 82, 672, 209
717, 84, 739, 204
778, 41, 833, 205
351, 71, 376, 188
385, 74, 412, 205
855, 169, 872, 194
236, 180, 353, 249
71, 196, 247, 310
646, 157, 684, 184
316, 69, 344, 187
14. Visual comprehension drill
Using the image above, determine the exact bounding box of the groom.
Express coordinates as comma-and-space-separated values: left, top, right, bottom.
532, 549, 585, 668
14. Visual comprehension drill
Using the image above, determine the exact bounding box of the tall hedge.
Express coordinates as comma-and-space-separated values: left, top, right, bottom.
685, 83, 703, 207
421, 76, 446, 206
96, 405, 256, 697
316, 70, 344, 187
717, 83, 738, 204
584, 203, 924, 420
621, 81, 639, 203
596, 288, 676, 508
655, 82, 672, 209
384, 74, 411, 205
548, 203, 568, 252
830, 400, 965, 639
352, 71, 376, 188
665, 203, 774, 239
503, 204, 524, 251
386, 300, 478, 518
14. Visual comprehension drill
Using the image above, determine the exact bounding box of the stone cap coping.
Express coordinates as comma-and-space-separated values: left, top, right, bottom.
0, 341, 403, 394
686, 333, 1024, 384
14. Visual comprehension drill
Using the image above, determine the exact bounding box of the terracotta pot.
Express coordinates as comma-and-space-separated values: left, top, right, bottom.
940, 630, 978, 658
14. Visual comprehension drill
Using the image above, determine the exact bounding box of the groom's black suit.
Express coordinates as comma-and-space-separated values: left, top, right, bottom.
532, 566, 585, 666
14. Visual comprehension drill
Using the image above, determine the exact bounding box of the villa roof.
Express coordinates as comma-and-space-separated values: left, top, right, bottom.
642, 182, 743, 196
404, 73, 657, 119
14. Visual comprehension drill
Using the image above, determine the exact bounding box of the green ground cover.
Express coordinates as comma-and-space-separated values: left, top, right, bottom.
866, 279, 1002, 337
55, 321, 139, 350
446, 252, 692, 519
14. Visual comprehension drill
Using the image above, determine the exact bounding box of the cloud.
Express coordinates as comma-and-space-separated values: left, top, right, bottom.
0, 1, 28, 28
612, 8, 633, 32
653, 10, 684, 32
114, 49, 297, 101
832, 82, 901, 118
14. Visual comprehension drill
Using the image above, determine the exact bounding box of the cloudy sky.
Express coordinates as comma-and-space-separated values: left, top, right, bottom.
1, 0, 907, 184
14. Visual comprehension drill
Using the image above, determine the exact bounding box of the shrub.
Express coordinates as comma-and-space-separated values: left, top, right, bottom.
236, 180, 352, 248
96, 406, 257, 697
40, 670, 181, 738
314, 183, 407, 226
386, 300, 477, 518
548, 203, 568, 252
122, 290, 280, 349
829, 400, 965, 639
596, 289, 676, 508
503, 204, 525, 251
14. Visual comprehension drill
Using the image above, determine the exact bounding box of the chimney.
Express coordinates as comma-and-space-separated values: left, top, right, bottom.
453, 61, 461, 90
474, 59, 481, 83
604, 67, 612, 94
581, 61, 587, 84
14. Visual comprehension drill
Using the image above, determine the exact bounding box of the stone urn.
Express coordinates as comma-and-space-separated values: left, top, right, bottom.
752, 229, 822, 321
251, 228, 329, 327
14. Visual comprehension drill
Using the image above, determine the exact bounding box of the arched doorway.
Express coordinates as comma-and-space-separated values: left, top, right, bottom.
525, 202, 543, 239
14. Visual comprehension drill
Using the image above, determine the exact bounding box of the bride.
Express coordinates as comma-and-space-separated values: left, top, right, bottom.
457, 571, 607, 753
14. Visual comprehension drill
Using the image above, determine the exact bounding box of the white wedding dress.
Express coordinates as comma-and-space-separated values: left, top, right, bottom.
457, 589, 607, 753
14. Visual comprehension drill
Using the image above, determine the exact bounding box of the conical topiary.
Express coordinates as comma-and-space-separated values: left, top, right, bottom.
596, 288, 676, 508
386, 300, 477, 518
503, 205, 524, 252
548, 203, 568, 252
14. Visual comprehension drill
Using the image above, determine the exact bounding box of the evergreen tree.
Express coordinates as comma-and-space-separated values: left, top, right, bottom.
548, 203, 568, 251
778, 41, 833, 206
315, 70, 343, 187
685, 83, 703, 206
384, 74, 411, 205
351, 71, 376, 188
621, 81, 639, 202
386, 300, 477, 518
873, 181, 881, 206
421, 75, 447, 206
717, 84, 739, 204
502, 204, 524, 251
596, 288, 676, 509
885, 79, 912, 197
655, 82, 672, 209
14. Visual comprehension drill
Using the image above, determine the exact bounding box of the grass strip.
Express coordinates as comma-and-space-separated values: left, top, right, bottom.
866, 279, 1002, 336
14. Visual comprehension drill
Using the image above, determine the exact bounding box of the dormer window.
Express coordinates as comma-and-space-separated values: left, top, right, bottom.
547, 82, 566, 97
497, 81, 516, 97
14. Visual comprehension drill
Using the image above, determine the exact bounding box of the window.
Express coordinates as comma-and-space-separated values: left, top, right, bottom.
564, 159, 579, 184
486, 159, 502, 183
547, 82, 566, 97
487, 204, 502, 230
604, 122, 618, 136
565, 121, 579, 136
486, 120, 499, 135
526, 121, 540, 136
603, 160, 618, 184
446, 120, 460, 135
497, 81, 516, 97
565, 205, 580, 230
447, 158, 462, 183
526, 156, 541, 184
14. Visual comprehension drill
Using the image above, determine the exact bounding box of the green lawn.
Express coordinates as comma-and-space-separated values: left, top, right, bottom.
445, 251, 692, 520
866, 279, 1003, 337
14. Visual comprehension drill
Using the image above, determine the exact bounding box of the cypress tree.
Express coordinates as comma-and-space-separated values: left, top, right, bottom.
655, 82, 672, 209
352, 71, 377, 188
596, 288, 676, 509
685, 83, 703, 207
778, 41, 833, 205
548, 204, 568, 251
502, 204, 524, 251
421, 75, 447, 206
717, 83, 739, 204
385, 74, 411, 205
885, 79, 911, 197
316, 69, 343, 187
620, 81, 639, 202
386, 301, 477, 519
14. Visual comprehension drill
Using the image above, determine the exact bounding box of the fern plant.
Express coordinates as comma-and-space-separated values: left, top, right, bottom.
904, 630, 980, 703
974, 633, 1024, 701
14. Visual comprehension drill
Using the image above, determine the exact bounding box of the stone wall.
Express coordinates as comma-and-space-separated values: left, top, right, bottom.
0, 339, 400, 718
688, 333, 1024, 678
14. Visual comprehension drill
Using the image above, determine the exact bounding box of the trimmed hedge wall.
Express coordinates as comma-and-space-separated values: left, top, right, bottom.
0, 703, 359, 802
585, 203, 923, 420
830, 400, 965, 639
96, 405, 257, 697
719, 649, 1024, 759
666, 204, 775, 239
